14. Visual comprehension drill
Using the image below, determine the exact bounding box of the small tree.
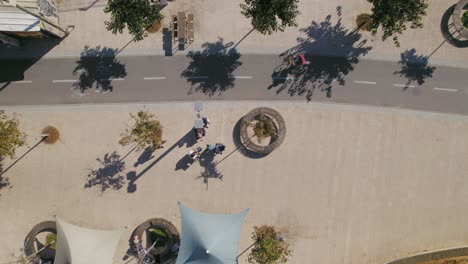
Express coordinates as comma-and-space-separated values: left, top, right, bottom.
367, 0, 428, 47
0, 112, 26, 161
240, 0, 300, 35
248, 225, 292, 264
119, 110, 164, 151
104, 0, 164, 41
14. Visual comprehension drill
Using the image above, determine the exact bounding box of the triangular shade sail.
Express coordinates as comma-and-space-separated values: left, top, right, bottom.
176, 202, 249, 264
54, 218, 124, 264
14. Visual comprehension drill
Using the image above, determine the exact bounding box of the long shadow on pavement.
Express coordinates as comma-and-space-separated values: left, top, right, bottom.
196, 149, 223, 190
269, 9, 372, 100
84, 151, 126, 193
0, 38, 61, 84
126, 130, 197, 193
394, 49, 436, 90
72, 45, 127, 94
181, 37, 242, 96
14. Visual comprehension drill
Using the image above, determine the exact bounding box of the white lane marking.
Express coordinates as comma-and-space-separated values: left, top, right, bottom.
272, 76, 294, 80
12, 80, 32, 84
235, 76, 253, 79
393, 84, 415, 88
354, 80, 377, 85
187, 76, 208, 79
109, 78, 124, 81
144, 77, 166, 80
52, 79, 77, 83
434, 87, 457, 92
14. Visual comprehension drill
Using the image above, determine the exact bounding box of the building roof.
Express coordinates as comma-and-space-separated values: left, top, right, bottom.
0, 10, 40, 31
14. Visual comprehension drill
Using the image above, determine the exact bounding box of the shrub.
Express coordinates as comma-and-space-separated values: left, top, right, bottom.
356, 13, 372, 31
0, 112, 26, 160
45, 233, 56, 250
253, 114, 276, 143
41, 126, 60, 144
248, 225, 292, 264
119, 110, 165, 151
149, 228, 168, 247
462, 11, 468, 28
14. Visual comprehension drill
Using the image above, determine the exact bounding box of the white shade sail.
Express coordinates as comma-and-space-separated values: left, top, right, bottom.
54, 218, 124, 264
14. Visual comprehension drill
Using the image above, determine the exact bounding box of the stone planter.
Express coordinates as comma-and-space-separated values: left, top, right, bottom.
132, 218, 179, 262
24, 221, 56, 261
240, 107, 286, 155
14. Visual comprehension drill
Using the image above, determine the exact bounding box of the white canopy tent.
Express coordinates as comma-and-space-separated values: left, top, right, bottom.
54, 218, 124, 264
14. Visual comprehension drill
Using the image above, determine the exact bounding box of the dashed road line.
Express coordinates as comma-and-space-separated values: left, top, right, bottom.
144, 77, 166, 80
272, 76, 294, 80
434, 87, 457, 92
52, 79, 77, 83
12, 80, 32, 84
393, 84, 415, 88
235, 76, 253, 79
109, 78, 125, 81
354, 80, 376, 85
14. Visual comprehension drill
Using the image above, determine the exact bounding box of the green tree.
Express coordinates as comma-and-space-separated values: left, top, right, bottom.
104, 0, 164, 41
119, 110, 165, 151
248, 225, 292, 264
0, 112, 26, 161
367, 0, 428, 47
240, 0, 300, 35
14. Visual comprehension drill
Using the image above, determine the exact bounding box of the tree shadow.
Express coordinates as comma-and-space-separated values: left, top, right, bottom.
181, 37, 242, 96
269, 10, 372, 100
127, 130, 197, 193
394, 49, 436, 89
0, 38, 61, 83
0, 174, 11, 197
196, 150, 223, 190
84, 151, 126, 192
134, 147, 155, 167
72, 45, 127, 94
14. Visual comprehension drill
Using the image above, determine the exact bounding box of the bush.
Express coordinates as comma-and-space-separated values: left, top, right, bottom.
119, 111, 165, 151
462, 11, 468, 28
41, 126, 60, 144
45, 233, 56, 250
356, 13, 372, 31
149, 228, 168, 247
0, 112, 26, 160
248, 225, 292, 264
253, 114, 276, 143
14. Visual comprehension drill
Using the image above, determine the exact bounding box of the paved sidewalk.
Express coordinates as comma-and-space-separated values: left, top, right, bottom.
41, 0, 467, 68
1, 102, 468, 263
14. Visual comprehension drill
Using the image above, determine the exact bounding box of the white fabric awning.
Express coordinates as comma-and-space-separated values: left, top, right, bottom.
54, 218, 124, 264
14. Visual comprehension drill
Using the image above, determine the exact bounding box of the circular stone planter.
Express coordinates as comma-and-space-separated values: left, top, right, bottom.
24, 221, 56, 261
240, 107, 286, 155
132, 218, 179, 261
452, 0, 468, 39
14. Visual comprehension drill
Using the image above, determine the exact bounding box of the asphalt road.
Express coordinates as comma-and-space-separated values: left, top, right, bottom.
0, 54, 467, 115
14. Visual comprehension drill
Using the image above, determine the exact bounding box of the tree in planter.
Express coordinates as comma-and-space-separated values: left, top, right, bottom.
104, 0, 164, 42
0, 112, 26, 163
248, 225, 292, 264
240, 0, 300, 35
367, 0, 428, 47
119, 110, 165, 151
252, 114, 276, 143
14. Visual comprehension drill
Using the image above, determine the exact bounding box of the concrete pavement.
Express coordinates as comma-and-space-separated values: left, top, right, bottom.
0, 55, 467, 115
2, 102, 468, 263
